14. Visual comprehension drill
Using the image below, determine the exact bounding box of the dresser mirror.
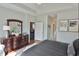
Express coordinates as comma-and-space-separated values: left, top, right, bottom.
7, 19, 23, 36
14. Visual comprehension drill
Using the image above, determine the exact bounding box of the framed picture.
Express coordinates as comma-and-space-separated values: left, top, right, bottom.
69, 19, 79, 32
59, 20, 68, 31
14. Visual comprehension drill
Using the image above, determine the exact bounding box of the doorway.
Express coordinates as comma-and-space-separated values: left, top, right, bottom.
48, 16, 57, 41
30, 22, 35, 44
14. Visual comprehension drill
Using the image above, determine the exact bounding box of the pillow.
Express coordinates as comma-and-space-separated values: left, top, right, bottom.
67, 42, 75, 56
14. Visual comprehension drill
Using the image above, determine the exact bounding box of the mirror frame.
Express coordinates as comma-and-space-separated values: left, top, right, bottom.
7, 19, 23, 36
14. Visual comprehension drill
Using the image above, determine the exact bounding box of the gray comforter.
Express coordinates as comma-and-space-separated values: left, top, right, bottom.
21, 40, 68, 56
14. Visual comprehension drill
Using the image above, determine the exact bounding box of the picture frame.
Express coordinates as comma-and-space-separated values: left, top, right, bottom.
69, 19, 79, 32
59, 19, 68, 31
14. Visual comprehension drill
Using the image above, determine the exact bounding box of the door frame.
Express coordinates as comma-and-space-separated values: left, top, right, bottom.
35, 22, 44, 41
47, 16, 57, 41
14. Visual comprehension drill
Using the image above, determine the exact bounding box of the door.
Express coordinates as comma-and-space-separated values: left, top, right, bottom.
30, 22, 35, 43
35, 22, 43, 41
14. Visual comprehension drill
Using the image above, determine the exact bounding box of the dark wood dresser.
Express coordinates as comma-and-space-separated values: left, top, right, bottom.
3, 34, 28, 55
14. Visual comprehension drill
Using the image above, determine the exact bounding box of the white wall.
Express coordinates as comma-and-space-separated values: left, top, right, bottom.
57, 8, 79, 43
0, 6, 35, 38
23, 14, 36, 34
0, 5, 78, 44
23, 14, 48, 41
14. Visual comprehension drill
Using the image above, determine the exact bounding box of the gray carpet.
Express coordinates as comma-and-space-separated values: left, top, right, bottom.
21, 40, 68, 56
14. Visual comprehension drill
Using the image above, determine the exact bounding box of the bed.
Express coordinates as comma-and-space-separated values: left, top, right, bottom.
21, 40, 68, 56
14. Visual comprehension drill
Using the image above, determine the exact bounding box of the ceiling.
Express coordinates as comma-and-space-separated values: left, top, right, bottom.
0, 3, 78, 16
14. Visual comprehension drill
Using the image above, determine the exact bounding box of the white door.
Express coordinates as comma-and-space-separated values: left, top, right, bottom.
35, 22, 43, 41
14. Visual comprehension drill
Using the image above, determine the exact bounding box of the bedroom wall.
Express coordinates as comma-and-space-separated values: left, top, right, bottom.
57, 8, 79, 43
0, 4, 78, 44
0, 5, 46, 44
23, 14, 48, 41
0, 6, 35, 38
24, 14, 36, 35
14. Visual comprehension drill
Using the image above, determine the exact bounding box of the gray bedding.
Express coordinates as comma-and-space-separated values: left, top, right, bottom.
21, 40, 68, 56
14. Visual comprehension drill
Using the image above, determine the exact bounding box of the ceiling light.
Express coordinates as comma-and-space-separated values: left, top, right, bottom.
37, 3, 42, 5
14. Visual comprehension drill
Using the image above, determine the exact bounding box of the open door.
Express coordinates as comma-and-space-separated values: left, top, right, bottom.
30, 22, 35, 44
48, 16, 57, 41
